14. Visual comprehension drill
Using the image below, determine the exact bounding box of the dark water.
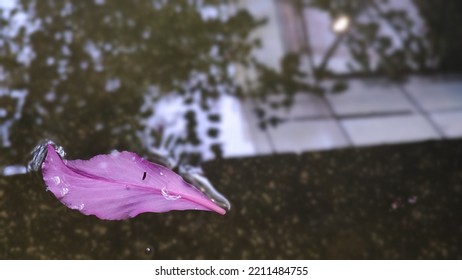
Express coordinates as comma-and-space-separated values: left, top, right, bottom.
1, 0, 462, 259
2, 140, 462, 259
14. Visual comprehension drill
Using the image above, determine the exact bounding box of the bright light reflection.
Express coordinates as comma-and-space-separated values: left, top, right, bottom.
332, 15, 350, 33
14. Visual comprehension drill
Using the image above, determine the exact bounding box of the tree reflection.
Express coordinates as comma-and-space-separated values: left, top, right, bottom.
0, 0, 266, 163
1, 0, 460, 164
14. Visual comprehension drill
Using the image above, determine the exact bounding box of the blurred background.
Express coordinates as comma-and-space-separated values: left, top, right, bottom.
1, 0, 462, 259
1, 0, 462, 170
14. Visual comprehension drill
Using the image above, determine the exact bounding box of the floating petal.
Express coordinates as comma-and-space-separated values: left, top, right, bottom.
41, 144, 227, 220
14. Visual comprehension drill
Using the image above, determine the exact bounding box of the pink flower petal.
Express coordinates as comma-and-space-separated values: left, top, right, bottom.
41, 144, 227, 220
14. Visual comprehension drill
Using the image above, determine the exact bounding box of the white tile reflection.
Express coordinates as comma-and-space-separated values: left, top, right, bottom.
342, 115, 440, 146
405, 76, 462, 112
267, 119, 349, 153
430, 111, 462, 138
241, 75, 462, 156
326, 80, 415, 116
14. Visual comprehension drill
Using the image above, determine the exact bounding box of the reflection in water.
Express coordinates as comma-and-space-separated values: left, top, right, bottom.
1, 0, 461, 260
1, 0, 453, 164
0, 0, 267, 165
331, 15, 350, 33
0, 90, 27, 147
0, 165, 27, 176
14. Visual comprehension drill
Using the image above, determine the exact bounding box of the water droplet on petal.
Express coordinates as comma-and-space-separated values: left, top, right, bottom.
60, 187, 69, 197
56, 145, 66, 158
70, 202, 85, 211
161, 187, 181, 200
159, 171, 164, 176
52, 176, 61, 185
